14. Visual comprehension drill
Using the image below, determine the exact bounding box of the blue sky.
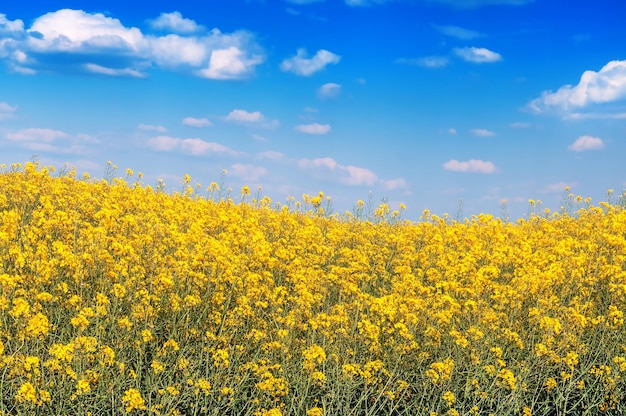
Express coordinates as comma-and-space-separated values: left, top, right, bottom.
1, 0, 625, 220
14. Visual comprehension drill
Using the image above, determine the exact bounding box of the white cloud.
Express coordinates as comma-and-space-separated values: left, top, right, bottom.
568, 135, 604, 152
295, 123, 331, 135
285, 0, 325, 3
146, 135, 237, 155
510, 122, 530, 128
148, 11, 204, 34
257, 150, 283, 160
397, 56, 449, 68
380, 178, 408, 191
0, 102, 17, 120
197, 45, 265, 80
318, 82, 341, 98
280, 48, 341, 76
453, 47, 502, 63
225, 109, 264, 123
433, 25, 484, 40
541, 182, 576, 194
6, 128, 69, 142
471, 128, 496, 137
138, 123, 167, 132
298, 157, 378, 186
84, 63, 146, 77
146, 135, 179, 151
0, 10, 265, 79
443, 159, 496, 174
229, 163, 268, 182
182, 117, 212, 127
528, 60, 626, 114
180, 138, 233, 155
0, 13, 24, 33
4, 127, 93, 154
565, 112, 626, 120
448, 128, 457, 135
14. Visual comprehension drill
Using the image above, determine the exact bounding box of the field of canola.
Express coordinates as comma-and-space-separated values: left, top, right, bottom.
1, 161, 626, 415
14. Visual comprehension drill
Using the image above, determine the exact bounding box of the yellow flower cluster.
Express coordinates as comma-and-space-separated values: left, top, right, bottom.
1, 161, 626, 414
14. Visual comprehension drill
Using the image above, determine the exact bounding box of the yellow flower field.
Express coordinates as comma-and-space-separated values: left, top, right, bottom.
1, 161, 626, 415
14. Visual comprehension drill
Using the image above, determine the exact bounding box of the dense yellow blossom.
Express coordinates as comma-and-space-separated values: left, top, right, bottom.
2, 162, 626, 414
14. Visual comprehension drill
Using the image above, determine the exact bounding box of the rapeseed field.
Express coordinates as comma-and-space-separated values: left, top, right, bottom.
1, 161, 626, 415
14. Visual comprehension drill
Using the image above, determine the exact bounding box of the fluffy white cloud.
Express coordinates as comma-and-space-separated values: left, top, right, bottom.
433, 25, 483, 40
568, 135, 604, 152
443, 159, 496, 174
295, 123, 331, 135
138, 124, 167, 132
146, 135, 236, 155
182, 117, 212, 127
229, 163, 268, 182
528, 60, 626, 114
318, 82, 341, 98
453, 47, 502, 63
0, 10, 265, 79
280, 48, 341, 76
298, 157, 377, 186
197, 45, 265, 80
0, 13, 24, 33
148, 11, 204, 34
471, 128, 496, 137
225, 109, 264, 123
0, 102, 17, 120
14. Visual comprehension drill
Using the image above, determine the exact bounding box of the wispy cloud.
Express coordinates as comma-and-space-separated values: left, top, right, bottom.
510, 122, 530, 128
138, 123, 167, 132
380, 178, 408, 191
0, 102, 17, 120
280, 48, 341, 76
318, 82, 341, 98
295, 123, 331, 134
182, 117, 212, 127
146, 136, 237, 156
256, 150, 284, 160
298, 157, 378, 186
4, 127, 95, 154
471, 128, 496, 137
397, 56, 449, 68
568, 135, 604, 152
453, 47, 502, 63
541, 181, 576, 194
148, 11, 205, 34
528, 60, 626, 115
433, 24, 484, 40
443, 159, 496, 174
0, 9, 265, 80
229, 163, 268, 182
